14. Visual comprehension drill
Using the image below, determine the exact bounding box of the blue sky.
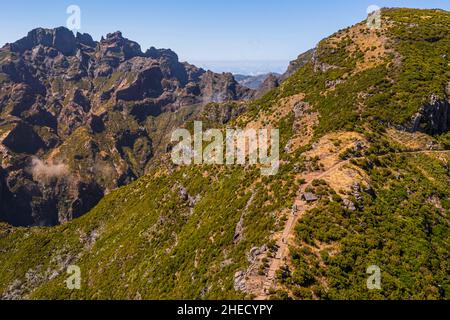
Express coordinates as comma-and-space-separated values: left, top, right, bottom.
0, 0, 448, 74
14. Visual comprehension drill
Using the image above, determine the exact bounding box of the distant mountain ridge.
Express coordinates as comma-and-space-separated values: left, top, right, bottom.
235, 73, 281, 90
0, 27, 253, 226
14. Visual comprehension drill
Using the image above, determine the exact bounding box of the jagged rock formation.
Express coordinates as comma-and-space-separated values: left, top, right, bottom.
0, 27, 252, 226
255, 73, 280, 98
409, 94, 450, 134
280, 49, 315, 81
235, 73, 281, 90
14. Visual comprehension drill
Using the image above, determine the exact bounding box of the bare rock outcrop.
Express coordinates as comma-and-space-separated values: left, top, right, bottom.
409, 94, 450, 134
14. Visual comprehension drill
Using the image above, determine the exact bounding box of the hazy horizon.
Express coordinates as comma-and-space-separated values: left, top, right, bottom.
190, 60, 289, 76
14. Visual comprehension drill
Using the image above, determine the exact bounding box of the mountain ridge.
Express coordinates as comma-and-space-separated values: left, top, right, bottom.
0, 26, 253, 226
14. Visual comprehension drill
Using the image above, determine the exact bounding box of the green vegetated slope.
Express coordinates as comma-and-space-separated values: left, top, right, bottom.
273, 8, 449, 300
0, 8, 449, 299
283, 152, 450, 300
0, 161, 297, 299
245, 8, 449, 134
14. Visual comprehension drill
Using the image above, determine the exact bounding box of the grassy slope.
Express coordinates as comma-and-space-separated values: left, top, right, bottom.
0, 8, 449, 300
273, 8, 450, 300
244, 8, 449, 135
0, 161, 296, 299
283, 152, 450, 300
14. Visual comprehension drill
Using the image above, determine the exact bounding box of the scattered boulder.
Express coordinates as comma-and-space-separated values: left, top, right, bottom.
343, 198, 356, 211
177, 184, 201, 208
234, 271, 247, 292
248, 245, 267, 263
351, 183, 363, 202
293, 101, 310, 118
233, 216, 244, 244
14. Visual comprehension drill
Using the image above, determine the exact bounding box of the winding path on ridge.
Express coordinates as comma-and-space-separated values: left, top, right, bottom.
254, 149, 449, 300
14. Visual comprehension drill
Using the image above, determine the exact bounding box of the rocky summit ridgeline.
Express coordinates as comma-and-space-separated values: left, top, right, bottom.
0, 27, 253, 226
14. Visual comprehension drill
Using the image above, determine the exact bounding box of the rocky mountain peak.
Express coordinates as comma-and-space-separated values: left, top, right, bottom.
106, 31, 124, 40
75, 32, 96, 47
0, 26, 254, 227
7, 27, 77, 56
145, 47, 179, 62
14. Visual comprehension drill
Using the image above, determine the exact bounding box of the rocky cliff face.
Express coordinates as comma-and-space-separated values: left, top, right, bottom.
0, 27, 252, 226
235, 73, 281, 90
280, 48, 315, 81
254, 73, 280, 98
409, 93, 450, 135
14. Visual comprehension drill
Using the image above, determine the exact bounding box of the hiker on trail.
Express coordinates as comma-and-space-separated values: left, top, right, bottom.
292, 204, 297, 215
